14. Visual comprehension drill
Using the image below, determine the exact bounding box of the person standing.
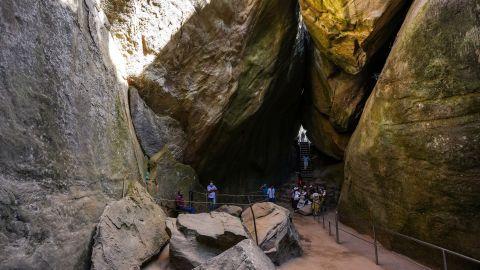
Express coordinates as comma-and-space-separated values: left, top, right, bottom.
292, 187, 300, 210
267, 185, 276, 203
207, 181, 218, 211
303, 155, 310, 170
175, 191, 195, 214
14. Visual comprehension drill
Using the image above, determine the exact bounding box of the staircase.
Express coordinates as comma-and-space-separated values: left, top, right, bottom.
299, 142, 313, 179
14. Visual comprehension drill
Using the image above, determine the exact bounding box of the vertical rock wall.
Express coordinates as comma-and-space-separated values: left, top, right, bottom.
339, 0, 480, 268
0, 0, 142, 268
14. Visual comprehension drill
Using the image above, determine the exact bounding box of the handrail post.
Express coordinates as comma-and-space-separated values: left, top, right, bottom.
328, 221, 331, 236
205, 192, 208, 212
442, 249, 448, 270
335, 211, 340, 244
373, 222, 379, 265
322, 214, 325, 229
249, 205, 259, 245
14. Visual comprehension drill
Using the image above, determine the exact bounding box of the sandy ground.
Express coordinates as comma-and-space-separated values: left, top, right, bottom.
279, 213, 429, 270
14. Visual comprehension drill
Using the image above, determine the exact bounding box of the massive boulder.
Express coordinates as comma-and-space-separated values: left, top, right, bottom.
339, 0, 480, 268
129, 87, 186, 159
193, 239, 275, 270
147, 147, 203, 205
300, 0, 411, 158
131, 0, 304, 189
166, 212, 248, 269
241, 202, 302, 265
91, 182, 169, 270
0, 0, 143, 268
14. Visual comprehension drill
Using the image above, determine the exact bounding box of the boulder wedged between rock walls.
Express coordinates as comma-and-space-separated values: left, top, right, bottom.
213, 205, 243, 217
129, 87, 186, 160
147, 147, 203, 208
339, 0, 480, 268
193, 239, 275, 270
241, 202, 302, 265
299, 0, 412, 158
166, 212, 249, 269
91, 181, 169, 270
0, 0, 143, 268
130, 0, 304, 188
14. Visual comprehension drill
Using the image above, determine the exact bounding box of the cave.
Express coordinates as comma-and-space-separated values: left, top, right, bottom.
0, 0, 479, 269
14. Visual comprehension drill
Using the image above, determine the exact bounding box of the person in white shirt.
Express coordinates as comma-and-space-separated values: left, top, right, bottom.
292, 187, 300, 210
267, 185, 276, 203
207, 181, 217, 211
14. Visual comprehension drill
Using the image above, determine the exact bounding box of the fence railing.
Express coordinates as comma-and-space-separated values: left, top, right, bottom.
314, 210, 480, 270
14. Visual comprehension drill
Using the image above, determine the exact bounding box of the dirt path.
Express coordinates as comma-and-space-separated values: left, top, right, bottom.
279, 214, 429, 270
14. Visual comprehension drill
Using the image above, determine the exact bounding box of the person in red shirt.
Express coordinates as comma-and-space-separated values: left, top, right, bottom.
175, 191, 195, 214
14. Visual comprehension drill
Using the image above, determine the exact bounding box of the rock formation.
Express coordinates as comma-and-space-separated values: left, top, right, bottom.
300, 0, 411, 158
241, 202, 302, 265
214, 205, 243, 217
129, 0, 304, 189
129, 87, 186, 160
91, 182, 169, 270
0, 0, 143, 268
193, 239, 276, 270
166, 212, 248, 269
339, 0, 480, 268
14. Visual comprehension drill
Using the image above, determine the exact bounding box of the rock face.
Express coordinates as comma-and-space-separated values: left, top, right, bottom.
241, 202, 302, 265
130, 0, 304, 189
129, 87, 186, 159
166, 212, 248, 269
148, 147, 202, 203
91, 182, 169, 270
193, 239, 275, 270
339, 0, 480, 267
214, 205, 243, 217
300, 0, 411, 158
0, 0, 142, 268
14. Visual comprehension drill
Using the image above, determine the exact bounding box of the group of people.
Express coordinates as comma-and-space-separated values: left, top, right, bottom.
260, 184, 276, 202
174, 181, 218, 213
291, 185, 326, 215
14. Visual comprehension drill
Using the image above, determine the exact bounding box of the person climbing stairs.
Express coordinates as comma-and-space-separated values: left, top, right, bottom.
299, 141, 313, 179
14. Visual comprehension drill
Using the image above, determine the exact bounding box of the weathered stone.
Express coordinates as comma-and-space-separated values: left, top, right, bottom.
91, 182, 169, 270
300, 0, 407, 74
241, 202, 302, 265
148, 147, 202, 203
297, 204, 313, 216
129, 87, 186, 159
339, 0, 480, 267
166, 212, 248, 269
193, 239, 275, 270
0, 0, 142, 268
131, 0, 304, 189
303, 105, 350, 160
214, 205, 243, 217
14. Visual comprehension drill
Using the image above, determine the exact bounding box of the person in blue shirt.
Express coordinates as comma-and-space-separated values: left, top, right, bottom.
207, 181, 218, 211
267, 185, 276, 203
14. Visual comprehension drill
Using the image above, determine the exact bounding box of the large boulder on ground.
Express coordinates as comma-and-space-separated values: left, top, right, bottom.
214, 205, 243, 217
0, 0, 143, 268
129, 87, 186, 159
193, 239, 275, 270
241, 202, 302, 265
166, 212, 249, 269
300, 0, 411, 158
129, 0, 304, 188
91, 182, 169, 270
339, 0, 480, 268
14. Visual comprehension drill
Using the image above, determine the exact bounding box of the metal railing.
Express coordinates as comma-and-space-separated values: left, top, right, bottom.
314, 210, 480, 270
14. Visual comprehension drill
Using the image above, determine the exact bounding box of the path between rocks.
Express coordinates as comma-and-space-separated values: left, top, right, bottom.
279, 214, 430, 270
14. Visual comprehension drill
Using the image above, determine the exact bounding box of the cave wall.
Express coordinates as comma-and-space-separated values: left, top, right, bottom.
129, 0, 305, 191
338, 0, 480, 268
0, 0, 143, 268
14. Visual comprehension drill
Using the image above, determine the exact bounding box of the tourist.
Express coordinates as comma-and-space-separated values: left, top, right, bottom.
207, 181, 218, 211
303, 155, 310, 170
260, 184, 268, 198
297, 173, 303, 187
292, 187, 300, 210
175, 191, 195, 214
311, 190, 320, 216
267, 185, 276, 203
